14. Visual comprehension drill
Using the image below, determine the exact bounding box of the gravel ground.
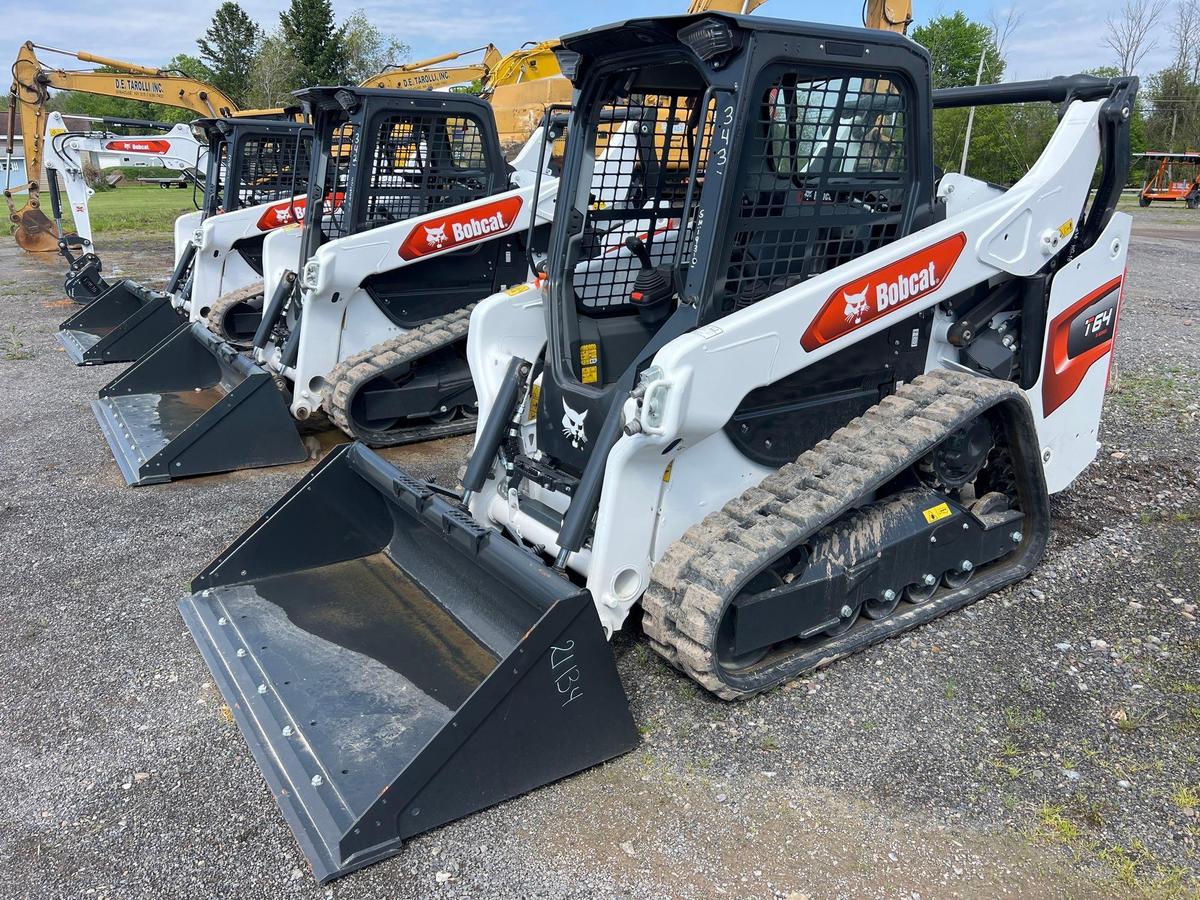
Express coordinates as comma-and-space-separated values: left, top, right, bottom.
0, 209, 1197, 900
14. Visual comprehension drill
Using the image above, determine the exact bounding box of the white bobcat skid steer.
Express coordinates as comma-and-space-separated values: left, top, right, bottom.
57, 117, 313, 366
173, 13, 1137, 881
39, 111, 208, 305
92, 86, 647, 485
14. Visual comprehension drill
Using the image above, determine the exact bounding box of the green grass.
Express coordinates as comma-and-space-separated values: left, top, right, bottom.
6, 183, 197, 238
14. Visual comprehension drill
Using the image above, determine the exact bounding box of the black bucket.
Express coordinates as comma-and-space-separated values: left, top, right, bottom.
57, 279, 181, 366
92, 322, 307, 486
178, 443, 637, 881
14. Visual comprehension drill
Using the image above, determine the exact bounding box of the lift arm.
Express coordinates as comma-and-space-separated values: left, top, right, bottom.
6, 41, 238, 251
361, 45, 504, 92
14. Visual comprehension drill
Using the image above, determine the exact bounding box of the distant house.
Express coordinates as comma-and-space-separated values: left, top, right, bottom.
0, 108, 99, 194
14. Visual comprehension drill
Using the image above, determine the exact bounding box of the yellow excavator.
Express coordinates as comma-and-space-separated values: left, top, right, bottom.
4, 42, 258, 252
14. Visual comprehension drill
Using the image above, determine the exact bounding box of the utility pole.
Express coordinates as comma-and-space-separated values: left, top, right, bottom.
959, 44, 988, 174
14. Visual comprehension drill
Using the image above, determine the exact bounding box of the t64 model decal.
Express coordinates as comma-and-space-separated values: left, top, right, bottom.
800, 232, 968, 352
397, 195, 523, 261
1042, 275, 1124, 416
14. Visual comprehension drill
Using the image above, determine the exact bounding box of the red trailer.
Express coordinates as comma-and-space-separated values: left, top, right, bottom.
1136, 151, 1200, 207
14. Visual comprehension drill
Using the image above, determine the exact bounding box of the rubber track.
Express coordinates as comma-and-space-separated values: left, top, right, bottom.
205, 280, 265, 346
641, 369, 1039, 700
321, 304, 476, 446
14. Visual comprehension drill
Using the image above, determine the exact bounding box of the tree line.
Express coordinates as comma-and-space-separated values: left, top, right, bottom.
919, 1, 1200, 186
46, 0, 409, 122
36, 1, 1200, 186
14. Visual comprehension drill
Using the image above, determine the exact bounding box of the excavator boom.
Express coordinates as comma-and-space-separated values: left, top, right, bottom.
6, 41, 239, 252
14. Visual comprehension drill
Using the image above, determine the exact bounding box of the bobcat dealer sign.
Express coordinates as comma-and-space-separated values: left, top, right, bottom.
397, 195, 523, 261
800, 232, 967, 351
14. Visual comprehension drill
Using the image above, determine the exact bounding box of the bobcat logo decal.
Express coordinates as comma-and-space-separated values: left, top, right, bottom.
561, 399, 589, 449
423, 223, 448, 249
842, 285, 870, 324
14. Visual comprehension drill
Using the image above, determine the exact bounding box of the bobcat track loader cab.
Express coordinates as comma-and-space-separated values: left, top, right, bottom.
95, 86, 646, 485
177, 13, 1136, 881
57, 117, 313, 366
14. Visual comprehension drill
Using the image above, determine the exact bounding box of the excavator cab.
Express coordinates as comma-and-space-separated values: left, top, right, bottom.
57, 117, 313, 366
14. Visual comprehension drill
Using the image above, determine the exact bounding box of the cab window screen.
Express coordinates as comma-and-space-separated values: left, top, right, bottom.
232, 133, 312, 210
718, 70, 912, 314
359, 113, 494, 231
565, 70, 715, 315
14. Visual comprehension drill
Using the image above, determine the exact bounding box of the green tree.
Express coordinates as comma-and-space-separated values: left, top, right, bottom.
912, 12, 1004, 89
245, 30, 303, 108
915, 11, 1016, 182
197, 2, 262, 106
279, 0, 349, 87
341, 10, 410, 84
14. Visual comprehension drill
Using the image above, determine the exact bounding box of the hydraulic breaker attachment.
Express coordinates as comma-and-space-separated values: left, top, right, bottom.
57, 280, 180, 366
92, 323, 307, 486
178, 443, 637, 882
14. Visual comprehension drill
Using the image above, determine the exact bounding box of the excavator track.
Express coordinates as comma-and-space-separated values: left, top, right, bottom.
205, 281, 265, 347
322, 304, 477, 446
642, 369, 1051, 700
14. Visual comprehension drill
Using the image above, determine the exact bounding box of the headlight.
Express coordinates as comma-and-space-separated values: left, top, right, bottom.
191, 227, 205, 250
301, 259, 321, 291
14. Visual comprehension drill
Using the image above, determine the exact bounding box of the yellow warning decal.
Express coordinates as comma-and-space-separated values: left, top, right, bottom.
581, 365, 599, 384
922, 502, 952, 524
49, 127, 66, 138
505, 283, 532, 296
528, 383, 540, 421
1057, 218, 1074, 240
579, 343, 598, 366
662, 461, 674, 483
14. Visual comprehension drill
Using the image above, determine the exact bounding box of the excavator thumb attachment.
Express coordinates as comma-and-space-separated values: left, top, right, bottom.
178, 443, 637, 882
92, 323, 307, 485
57, 280, 180, 366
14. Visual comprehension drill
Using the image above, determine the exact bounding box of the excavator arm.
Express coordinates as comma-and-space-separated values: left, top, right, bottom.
863, 0, 914, 33
7, 41, 238, 252
361, 45, 504, 92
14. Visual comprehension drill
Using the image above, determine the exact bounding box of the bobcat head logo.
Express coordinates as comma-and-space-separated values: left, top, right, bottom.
424, 223, 448, 248
561, 399, 589, 449
842, 284, 870, 324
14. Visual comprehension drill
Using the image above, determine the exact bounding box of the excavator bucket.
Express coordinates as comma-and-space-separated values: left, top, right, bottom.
92, 323, 307, 485
12, 203, 60, 254
57, 280, 180, 366
178, 442, 637, 882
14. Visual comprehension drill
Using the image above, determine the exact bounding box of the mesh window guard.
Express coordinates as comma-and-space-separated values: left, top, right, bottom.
719, 72, 911, 313
358, 113, 494, 232
233, 134, 312, 210
207, 141, 229, 215
317, 122, 358, 241
569, 87, 716, 314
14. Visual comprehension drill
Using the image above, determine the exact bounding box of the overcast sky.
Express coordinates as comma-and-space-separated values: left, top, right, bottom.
2, 0, 1176, 83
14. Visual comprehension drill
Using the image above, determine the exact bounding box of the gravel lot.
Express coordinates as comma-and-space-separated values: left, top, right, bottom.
0, 206, 1197, 899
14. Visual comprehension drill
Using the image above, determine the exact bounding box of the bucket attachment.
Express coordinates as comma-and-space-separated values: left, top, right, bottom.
178, 443, 637, 882
92, 323, 307, 486
57, 280, 180, 366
